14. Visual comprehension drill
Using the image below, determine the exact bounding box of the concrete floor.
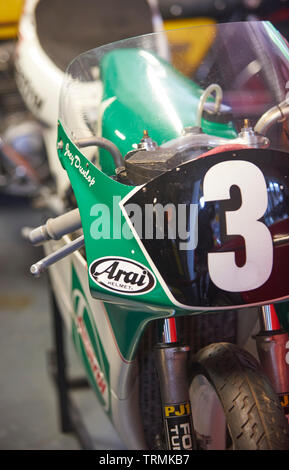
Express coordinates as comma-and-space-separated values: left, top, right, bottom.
0, 196, 124, 450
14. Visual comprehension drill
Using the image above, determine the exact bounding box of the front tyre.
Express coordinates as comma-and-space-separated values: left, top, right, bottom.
190, 342, 289, 450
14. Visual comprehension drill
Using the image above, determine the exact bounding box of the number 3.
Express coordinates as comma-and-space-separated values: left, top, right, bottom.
203, 160, 273, 292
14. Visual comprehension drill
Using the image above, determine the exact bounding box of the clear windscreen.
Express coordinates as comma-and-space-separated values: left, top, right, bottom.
59, 20, 289, 178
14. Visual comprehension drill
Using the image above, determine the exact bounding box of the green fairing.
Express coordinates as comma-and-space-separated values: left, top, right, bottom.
101, 302, 172, 361
57, 121, 176, 311
98, 49, 237, 175
57, 122, 189, 362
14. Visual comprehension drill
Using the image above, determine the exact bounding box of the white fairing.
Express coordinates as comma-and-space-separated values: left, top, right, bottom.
16, 0, 98, 197
16, 0, 62, 127
16, 0, 106, 196
15, 0, 68, 195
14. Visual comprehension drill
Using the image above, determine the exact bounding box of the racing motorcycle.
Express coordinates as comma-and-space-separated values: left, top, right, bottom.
16, 0, 289, 452
0, 0, 49, 199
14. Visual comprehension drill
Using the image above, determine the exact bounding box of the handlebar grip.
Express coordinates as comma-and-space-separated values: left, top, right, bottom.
28, 208, 82, 245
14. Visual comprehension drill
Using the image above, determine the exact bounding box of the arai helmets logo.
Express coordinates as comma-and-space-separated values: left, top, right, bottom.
89, 257, 156, 295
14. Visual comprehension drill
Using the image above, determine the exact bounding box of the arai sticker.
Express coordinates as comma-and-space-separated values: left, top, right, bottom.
89, 256, 156, 295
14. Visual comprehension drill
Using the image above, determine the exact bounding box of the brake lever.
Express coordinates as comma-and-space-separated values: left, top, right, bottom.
30, 234, 85, 277
22, 208, 84, 276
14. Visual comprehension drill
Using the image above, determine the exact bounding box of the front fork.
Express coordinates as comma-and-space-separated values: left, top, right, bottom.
154, 317, 197, 450
255, 304, 289, 416
154, 307, 289, 451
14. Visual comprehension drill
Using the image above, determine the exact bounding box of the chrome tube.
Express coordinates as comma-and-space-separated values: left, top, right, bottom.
163, 318, 178, 344
254, 99, 289, 135
195, 84, 223, 129
30, 235, 85, 277
259, 305, 275, 331
154, 344, 196, 450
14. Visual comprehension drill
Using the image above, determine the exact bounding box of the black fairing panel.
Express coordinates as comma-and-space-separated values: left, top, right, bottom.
123, 148, 289, 308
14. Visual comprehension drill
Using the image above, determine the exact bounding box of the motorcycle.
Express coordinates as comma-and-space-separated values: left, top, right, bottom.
16, 0, 289, 451
0, 0, 50, 199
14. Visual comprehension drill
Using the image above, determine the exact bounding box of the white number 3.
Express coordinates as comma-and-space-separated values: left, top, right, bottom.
203, 160, 273, 292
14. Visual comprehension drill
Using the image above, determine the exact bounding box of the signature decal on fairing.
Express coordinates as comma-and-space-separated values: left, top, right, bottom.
63, 143, 96, 187
89, 256, 156, 295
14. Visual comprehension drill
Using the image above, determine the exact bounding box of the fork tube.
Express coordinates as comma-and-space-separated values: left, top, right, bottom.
259, 304, 281, 331
154, 317, 197, 450
255, 304, 289, 415
163, 318, 178, 343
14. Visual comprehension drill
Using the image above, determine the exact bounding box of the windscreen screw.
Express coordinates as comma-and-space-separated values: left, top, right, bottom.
137, 130, 157, 151
239, 118, 269, 148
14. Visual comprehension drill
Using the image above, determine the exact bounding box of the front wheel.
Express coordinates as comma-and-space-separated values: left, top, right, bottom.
190, 342, 289, 450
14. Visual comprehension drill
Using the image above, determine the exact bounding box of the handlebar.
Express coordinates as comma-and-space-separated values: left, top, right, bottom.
24, 208, 81, 245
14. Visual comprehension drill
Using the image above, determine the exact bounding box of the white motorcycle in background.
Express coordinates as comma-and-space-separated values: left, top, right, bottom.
15, 0, 164, 203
